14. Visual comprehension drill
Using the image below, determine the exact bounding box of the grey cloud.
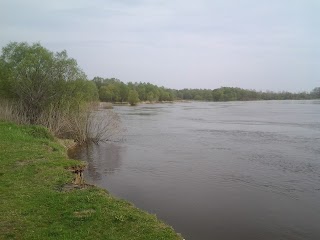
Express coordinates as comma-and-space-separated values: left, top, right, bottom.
1, 0, 319, 92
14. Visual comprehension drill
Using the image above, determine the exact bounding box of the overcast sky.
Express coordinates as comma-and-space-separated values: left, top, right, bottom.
1, 0, 319, 92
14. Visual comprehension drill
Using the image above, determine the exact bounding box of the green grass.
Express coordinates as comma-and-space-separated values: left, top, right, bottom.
0, 121, 183, 240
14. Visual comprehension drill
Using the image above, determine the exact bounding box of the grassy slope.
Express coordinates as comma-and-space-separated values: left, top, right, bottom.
0, 122, 182, 240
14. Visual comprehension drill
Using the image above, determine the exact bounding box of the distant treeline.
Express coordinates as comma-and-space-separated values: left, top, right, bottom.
93, 77, 176, 104
93, 77, 320, 103
1, 41, 319, 108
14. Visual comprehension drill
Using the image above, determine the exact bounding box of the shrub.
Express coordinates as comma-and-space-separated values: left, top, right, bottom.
128, 90, 139, 106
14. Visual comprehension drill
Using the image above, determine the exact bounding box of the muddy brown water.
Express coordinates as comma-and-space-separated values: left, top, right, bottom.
71, 100, 320, 240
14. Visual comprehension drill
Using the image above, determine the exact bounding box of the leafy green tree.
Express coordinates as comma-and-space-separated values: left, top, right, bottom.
118, 82, 129, 102
194, 95, 203, 101
99, 86, 114, 102
66, 79, 98, 106
92, 76, 104, 89
203, 90, 213, 101
128, 89, 139, 106
176, 91, 183, 99
147, 92, 154, 102
0, 42, 97, 123
0, 58, 12, 98
136, 85, 146, 101
212, 89, 224, 101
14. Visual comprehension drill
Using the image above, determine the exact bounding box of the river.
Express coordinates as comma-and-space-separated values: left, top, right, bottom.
72, 100, 320, 240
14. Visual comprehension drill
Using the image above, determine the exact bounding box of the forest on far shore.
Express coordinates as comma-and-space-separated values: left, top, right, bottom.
93, 77, 320, 103
1, 42, 319, 109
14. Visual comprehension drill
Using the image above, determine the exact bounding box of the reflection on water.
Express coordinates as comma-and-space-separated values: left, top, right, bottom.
72, 143, 124, 181
73, 100, 320, 240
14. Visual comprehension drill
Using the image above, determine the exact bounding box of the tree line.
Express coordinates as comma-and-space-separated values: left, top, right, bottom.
92, 77, 320, 103
93, 77, 176, 105
1, 41, 319, 116
176, 87, 320, 101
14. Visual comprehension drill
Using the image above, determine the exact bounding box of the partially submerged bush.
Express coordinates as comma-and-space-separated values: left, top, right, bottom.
86, 109, 122, 143
50, 104, 122, 144
128, 89, 139, 106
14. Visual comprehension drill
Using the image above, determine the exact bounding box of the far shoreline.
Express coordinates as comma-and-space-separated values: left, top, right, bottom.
100, 98, 320, 108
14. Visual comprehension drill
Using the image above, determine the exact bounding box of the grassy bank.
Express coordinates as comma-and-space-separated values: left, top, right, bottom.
0, 121, 182, 240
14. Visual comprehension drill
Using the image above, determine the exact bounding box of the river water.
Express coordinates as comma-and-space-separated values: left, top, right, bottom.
72, 101, 320, 240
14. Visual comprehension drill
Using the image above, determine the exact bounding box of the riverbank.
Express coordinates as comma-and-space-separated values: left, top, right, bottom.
0, 121, 182, 240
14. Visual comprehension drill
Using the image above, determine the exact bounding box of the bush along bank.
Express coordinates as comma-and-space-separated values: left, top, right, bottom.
0, 121, 183, 240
